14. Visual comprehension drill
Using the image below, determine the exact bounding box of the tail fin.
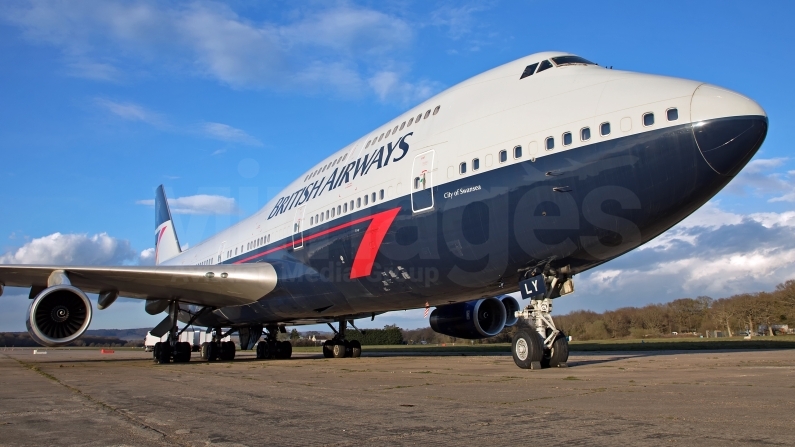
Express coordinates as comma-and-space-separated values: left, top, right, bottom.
154, 185, 181, 265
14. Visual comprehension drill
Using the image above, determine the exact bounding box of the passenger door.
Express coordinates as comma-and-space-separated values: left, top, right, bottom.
411, 150, 435, 213
292, 206, 306, 249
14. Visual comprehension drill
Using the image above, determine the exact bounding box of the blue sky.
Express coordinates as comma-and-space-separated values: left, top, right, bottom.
1, 1, 794, 332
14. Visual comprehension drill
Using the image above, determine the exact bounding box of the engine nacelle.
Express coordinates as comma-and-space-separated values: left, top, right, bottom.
26, 285, 93, 347
429, 297, 507, 339
498, 295, 521, 327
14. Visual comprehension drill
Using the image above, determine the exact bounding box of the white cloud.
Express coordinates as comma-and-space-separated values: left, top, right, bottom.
139, 247, 155, 266
202, 122, 262, 146
368, 71, 442, 104
95, 98, 166, 127
726, 157, 792, 198
137, 194, 239, 215
1, 2, 436, 101
0, 232, 139, 265
559, 204, 795, 314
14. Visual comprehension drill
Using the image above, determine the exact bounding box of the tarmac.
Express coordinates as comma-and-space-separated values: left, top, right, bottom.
1, 348, 793, 446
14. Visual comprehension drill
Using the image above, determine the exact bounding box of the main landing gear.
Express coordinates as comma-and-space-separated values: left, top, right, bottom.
255, 325, 293, 360
199, 327, 237, 362
511, 270, 571, 370
153, 301, 196, 364
322, 319, 362, 359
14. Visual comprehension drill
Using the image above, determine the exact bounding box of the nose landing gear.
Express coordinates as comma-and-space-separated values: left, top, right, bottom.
512, 268, 572, 369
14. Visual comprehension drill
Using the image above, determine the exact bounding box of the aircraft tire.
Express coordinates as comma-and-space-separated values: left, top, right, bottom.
542, 334, 569, 368
322, 340, 333, 358
174, 342, 191, 363
154, 342, 171, 364
331, 341, 346, 358
350, 340, 362, 358
219, 341, 236, 361
512, 330, 543, 369
280, 341, 293, 359
256, 341, 269, 359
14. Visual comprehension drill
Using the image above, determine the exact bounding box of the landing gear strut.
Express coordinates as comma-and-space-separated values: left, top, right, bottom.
322, 319, 362, 359
512, 269, 571, 369
255, 325, 293, 360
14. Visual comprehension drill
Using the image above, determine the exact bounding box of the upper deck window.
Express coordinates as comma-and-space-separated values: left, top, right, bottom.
520, 62, 539, 79
536, 60, 553, 73
551, 56, 596, 66
667, 108, 679, 121
499, 150, 507, 163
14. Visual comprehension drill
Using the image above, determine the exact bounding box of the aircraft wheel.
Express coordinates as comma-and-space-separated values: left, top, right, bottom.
322, 340, 333, 358
542, 334, 569, 368
256, 341, 269, 359
512, 330, 543, 369
350, 340, 362, 358
219, 341, 236, 361
154, 342, 171, 364
279, 341, 293, 359
331, 341, 346, 358
174, 342, 191, 363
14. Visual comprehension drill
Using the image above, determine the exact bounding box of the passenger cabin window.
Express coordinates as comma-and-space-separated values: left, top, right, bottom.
380, 189, 384, 200
459, 162, 467, 174
424, 110, 431, 119
499, 150, 508, 163
350, 200, 354, 210
416, 113, 422, 122
400, 122, 406, 130
600, 122, 611, 136
393, 125, 398, 133
357, 197, 362, 208
472, 158, 480, 171
364, 194, 368, 206
414, 177, 421, 189
378, 133, 384, 141
337, 205, 341, 215
408, 117, 414, 126
433, 105, 441, 115
643, 113, 654, 127
581, 127, 591, 141
563, 132, 572, 146
667, 108, 679, 121
536, 60, 553, 73
551, 56, 596, 66
546, 137, 554, 150
331, 207, 335, 218
371, 192, 376, 203
514, 145, 522, 158
343, 203, 348, 212
520, 62, 539, 79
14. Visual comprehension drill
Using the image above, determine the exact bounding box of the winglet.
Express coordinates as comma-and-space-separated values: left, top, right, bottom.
154, 185, 181, 265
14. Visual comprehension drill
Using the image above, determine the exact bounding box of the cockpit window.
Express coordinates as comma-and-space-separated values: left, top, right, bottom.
536, 60, 553, 73
551, 56, 596, 66
520, 63, 539, 79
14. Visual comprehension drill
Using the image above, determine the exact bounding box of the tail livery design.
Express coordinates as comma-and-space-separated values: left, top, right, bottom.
154, 185, 181, 265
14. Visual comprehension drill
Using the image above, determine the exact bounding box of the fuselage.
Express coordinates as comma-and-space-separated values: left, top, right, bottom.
163, 51, 767, 328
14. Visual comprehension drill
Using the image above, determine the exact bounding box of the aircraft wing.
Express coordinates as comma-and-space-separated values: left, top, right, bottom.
0, 263, 277, 307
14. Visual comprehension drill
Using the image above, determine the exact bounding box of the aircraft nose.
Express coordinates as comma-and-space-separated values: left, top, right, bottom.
691, 84, 768, 176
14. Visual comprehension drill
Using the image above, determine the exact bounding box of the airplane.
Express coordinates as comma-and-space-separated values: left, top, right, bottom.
0, 51, 767, 369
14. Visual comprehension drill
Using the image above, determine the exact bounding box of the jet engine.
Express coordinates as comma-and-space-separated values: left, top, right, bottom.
26, 285, 93, 347
499, 295, 521, 327
429, 297, 507, 339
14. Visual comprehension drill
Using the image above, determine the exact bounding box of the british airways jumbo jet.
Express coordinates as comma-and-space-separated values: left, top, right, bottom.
0, 52, 767, 369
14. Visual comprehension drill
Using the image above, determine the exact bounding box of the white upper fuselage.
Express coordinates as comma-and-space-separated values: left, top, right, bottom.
162, 51, 764, 267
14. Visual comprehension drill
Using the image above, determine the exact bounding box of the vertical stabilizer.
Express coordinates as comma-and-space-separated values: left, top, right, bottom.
154, 185, 181, 265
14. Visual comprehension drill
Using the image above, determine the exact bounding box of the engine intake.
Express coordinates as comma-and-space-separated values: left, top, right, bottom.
27, 285, 93, 347
429, 297, 507, 339
499, 295, 521, 327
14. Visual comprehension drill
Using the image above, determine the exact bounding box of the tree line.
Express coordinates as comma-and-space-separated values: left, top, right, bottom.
553, 280, 795, 340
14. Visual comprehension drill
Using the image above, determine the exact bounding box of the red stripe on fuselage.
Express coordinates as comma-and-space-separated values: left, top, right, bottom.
234, 207, 401, 279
